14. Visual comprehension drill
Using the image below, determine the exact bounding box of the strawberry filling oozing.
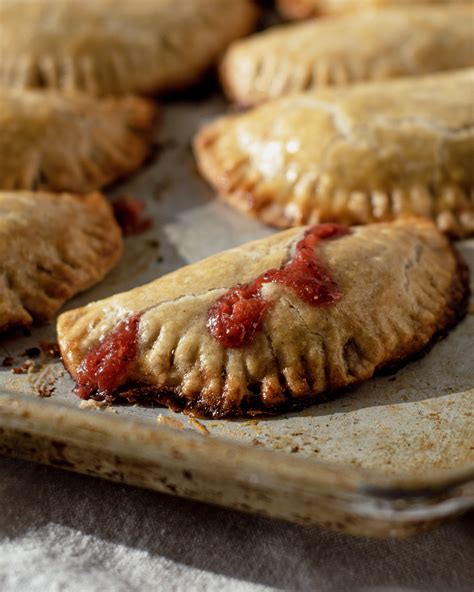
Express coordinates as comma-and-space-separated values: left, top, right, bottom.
74, 224, 350, 399
75, 313, 141, 400
113, 196, 153, 236
207, 224, 350, 348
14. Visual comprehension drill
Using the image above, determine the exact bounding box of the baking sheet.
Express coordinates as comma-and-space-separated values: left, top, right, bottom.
1, 94, 473, 536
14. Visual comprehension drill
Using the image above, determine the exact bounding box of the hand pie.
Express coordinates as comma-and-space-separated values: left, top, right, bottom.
57, 219, 468, 419
221, 4, 474, 105
195, 70, 474, 238
0, 0, 258, 96
278, 0, 469, 19
0, 90, 157, 193
0, 191, 122, 333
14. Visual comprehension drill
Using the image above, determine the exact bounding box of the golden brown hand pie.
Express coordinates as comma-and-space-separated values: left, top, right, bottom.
0, 0, 258, 96
57, 219, 468, 419
221, 4, 474, 105
0, 90, 157, 193
195, 70, 474, 238
278, 0, 470, 19
0, 191, 122, 333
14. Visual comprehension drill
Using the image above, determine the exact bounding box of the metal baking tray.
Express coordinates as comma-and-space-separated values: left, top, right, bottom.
1, 95, 473, 538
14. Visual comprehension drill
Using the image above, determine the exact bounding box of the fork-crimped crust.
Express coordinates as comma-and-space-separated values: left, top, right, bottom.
58, 219, 469, 418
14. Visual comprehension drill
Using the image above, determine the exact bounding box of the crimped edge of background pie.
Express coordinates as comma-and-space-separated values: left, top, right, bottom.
193, 119, 474, 239
0, 192, 123, 334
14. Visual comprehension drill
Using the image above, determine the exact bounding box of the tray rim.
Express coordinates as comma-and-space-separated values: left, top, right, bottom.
2, 390, 473, 498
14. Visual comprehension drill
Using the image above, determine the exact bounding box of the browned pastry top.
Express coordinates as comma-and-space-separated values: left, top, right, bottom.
221, 4, 474, 105
0, 0, 258, 95
0, 191, 123, 332
57, 219, 468, 418
195, 70, 474, 238
0, 89, 157, 192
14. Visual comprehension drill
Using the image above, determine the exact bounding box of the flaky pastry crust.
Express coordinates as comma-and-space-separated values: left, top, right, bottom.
221, 4, 474, 105
57, 219, 469, 418
0, 0, 258, 96
0, 191, 122, 332
278, 0, 470, 19
195, 70, 474, 238
0, 89, 157, 193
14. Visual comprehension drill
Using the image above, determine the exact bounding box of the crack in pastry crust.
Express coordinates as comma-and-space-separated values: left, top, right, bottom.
221, 5, 474, 106
0, 0, 258, 96
57, 219, 469, 418
194, 70, 474, 238
0, 90, 157, 193
277, 0, 471, 19
0, 191, 123, 332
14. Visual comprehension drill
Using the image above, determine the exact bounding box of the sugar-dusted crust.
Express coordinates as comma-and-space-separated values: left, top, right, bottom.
277, 0, 470, 19
0, 90, 157, 193
0, 191, 122, 332
221, 4, 474, 105
0, 0, 258, 96
57, 219, 469, 418
195, 70, 474, 238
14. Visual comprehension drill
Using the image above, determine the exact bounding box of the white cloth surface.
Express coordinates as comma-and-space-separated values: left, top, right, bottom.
0, 455, 473, 592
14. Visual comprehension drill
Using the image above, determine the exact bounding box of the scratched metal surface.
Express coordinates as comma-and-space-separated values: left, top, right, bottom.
1, 94, 473, 481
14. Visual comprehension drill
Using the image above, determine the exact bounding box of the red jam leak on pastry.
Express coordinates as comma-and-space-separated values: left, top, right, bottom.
75, 314, 141, 400
207, 223, 350, 348
58, 219, 469, 418
112, 196, 153, 237
74, 224, 350, 399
